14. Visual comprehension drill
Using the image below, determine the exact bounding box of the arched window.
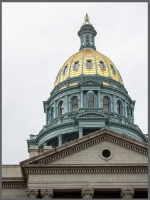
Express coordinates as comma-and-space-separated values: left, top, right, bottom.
71, 96, 78, 111
117, 101, 121, 115
103, 97, 110, 111
51, 107, 54, 120
59, 101, 64, 116
88, 92, 94, 108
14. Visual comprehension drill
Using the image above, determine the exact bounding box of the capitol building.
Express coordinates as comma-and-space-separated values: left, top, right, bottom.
2, 14, 148, 199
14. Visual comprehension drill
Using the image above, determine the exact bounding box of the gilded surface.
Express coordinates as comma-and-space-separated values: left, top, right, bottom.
54, 49, 124, 87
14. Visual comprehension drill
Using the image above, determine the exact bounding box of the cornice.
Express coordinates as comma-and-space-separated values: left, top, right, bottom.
36, 122, 73, 141
49, 75, 128, 101
2, 182, 27, 189
108, 121, 147, 142
23, 164, 148, 175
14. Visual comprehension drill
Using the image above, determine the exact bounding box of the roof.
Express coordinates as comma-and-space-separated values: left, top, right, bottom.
54, 49, 124, 87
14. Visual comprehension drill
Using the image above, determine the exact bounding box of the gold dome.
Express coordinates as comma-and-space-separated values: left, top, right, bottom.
54, 49, 124, 87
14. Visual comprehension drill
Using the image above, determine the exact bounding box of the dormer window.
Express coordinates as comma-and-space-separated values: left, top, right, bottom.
86, 60, 92, 69
63, 65, 68, 75
100, 61, 106, 71
110, 65, 116, 74
73, 61, 79, 71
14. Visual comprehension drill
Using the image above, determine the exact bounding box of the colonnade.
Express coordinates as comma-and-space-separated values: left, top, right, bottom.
26, 188, 136, 198
46, 90, 134, 124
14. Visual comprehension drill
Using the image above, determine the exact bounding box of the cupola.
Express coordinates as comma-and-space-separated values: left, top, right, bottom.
78, 13, 97, 50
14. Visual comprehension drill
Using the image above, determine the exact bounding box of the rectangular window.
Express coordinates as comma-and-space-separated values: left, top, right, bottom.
87, 60, 92, 69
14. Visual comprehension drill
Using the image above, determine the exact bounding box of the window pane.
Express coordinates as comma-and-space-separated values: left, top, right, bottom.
74, 62, 79, 71
110, 65, 116, 74
51, 107, 54, 120
72, 97, 78, 111
103, 97, 109, 111
60, 102, 64, 115
117, 102, 120, 114
63, 66, 68, 75
87, 61, 92, 69
100, 61, 105, 70
88, 93, 94, 108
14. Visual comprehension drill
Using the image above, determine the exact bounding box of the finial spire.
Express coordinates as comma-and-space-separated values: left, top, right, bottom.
84, 13, 90, 23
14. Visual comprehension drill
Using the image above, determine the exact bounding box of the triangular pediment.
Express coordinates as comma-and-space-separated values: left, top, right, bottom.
20, 128, 148, 167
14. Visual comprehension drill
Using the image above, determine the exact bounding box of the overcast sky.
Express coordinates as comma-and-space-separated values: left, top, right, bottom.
2, 3, 148, 164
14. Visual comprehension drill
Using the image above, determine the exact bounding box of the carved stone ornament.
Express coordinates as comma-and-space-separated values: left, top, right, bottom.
120, 188, 134, 198
26, 189, 39, 198
40, 189, 54, 198
81, 188, 94, 199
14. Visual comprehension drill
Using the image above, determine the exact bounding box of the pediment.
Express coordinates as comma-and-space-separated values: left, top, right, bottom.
20, 128, 148, 167
79, 79, 101, 86
76, 111, 107, 120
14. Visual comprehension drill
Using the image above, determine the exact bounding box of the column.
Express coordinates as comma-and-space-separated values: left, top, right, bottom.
26, 189, 39, 198
98, 90, 101, 108
40, 189, 54, 199
54, 101, 56, 118
81, 188, 94, 199
45, 109, 48, 125
79, 127, 83, 138
113, 94, 117, 113
124, 101, 127, 118
58, 134, 62, 146
81, 91, 83, 108
65, 95, 68, 113
120, 188, 134, 198
131, 108, 134, 123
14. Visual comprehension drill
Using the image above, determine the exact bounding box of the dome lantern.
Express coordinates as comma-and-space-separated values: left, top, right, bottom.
78, 14, 97, 50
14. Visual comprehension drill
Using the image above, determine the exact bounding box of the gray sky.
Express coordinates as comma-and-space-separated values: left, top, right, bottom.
2, 3, 148, 164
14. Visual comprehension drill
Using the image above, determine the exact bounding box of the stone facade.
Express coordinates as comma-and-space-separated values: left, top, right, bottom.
2, 129, 148, 198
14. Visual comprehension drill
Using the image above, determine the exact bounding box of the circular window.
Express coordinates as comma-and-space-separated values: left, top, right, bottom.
102, 149, 111, 158
100, 147, 113, 160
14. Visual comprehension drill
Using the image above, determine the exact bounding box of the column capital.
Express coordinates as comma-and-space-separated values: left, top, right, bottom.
40, 189, 54, 199
81, 188, 94, 198
26, 189, 39, 198
120, 188, 134, 198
